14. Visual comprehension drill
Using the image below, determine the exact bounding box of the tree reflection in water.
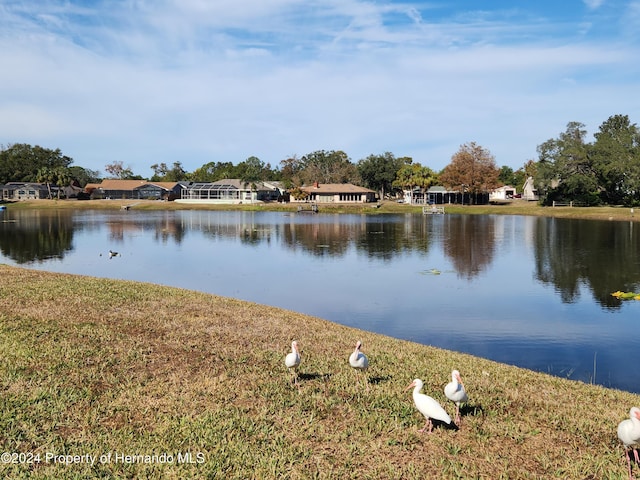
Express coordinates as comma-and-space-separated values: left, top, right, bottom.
0, 210, 74, 264
2, 208, 639, 392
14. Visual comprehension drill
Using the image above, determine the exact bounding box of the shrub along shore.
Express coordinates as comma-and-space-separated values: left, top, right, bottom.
1, 200, 639, 478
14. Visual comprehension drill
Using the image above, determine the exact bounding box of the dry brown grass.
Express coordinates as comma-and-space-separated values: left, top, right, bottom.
0, 265, 638, 479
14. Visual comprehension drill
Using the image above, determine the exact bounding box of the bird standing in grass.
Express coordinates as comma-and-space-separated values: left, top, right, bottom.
618, 406, 640, 480
406, 378, 452, 433
349, 340, 369, 391
285, 341, 301, 387
444, 369, 468, 424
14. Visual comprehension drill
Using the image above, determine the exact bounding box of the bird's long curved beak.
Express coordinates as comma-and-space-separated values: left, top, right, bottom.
404, 381, 416, 391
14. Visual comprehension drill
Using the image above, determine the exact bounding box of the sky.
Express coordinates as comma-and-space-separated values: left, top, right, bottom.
1, 0, 639, 177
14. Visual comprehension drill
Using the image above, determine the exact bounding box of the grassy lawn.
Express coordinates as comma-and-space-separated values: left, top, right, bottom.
0, 266, 638, 479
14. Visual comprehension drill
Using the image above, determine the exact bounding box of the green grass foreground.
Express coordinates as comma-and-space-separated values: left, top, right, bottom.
1, 266, 639, 479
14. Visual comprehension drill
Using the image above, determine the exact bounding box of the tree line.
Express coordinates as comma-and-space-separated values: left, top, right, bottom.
2, 113, 639, 205
536, 114, 640, 206
0, 144, 524, 201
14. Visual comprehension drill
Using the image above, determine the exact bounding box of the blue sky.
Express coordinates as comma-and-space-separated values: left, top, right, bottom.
1, 0, 639, 177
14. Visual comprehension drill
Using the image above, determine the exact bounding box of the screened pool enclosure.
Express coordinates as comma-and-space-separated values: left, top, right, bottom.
178, 180, 279, 204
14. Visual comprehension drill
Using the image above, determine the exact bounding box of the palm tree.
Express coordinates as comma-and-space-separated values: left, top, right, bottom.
392, 163, 439, 204
54, 167, 73, 199
36, 167, 55, 199
239, 157, 264, 204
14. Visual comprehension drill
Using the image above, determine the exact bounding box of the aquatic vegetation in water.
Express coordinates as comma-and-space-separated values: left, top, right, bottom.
419, 268, 442, 275
611, 291, 640, 300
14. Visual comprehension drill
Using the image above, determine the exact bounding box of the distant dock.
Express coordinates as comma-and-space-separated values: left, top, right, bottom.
423, 205, 445, 215
121, 202, 141, 211
297, 203, 319, 213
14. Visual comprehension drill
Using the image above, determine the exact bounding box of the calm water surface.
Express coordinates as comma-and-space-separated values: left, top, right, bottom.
1, 208, 639, 393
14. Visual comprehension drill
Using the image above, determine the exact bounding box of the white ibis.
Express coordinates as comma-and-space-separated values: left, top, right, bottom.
284, 341, 301, 386
406, 378, 452, 433
618, 407, 640, 480
444, 369, 468, 424
349, 340, 369, 391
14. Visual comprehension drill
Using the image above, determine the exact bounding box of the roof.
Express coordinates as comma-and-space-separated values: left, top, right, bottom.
186, 179, 273, 192
86, 180, 179, 191
300, 183, 375, 194
5, 182, 50, 191
491, 185, 515, 192
263, 181, 286, 190
150, 181, 181, 190
93, 179, 148, 190
210, 179, 248, 189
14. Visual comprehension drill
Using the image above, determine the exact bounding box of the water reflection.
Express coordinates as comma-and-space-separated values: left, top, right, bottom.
2, 209, 639, 309
533, 217, 640, 308
282, 215, 434, 259
1, 208, 639, 392
441, 215, 497, 279
100, 211, 188, 245
0, 210, 74, 263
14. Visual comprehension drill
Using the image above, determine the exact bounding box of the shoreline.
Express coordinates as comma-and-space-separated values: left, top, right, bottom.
4, 197, 640, 222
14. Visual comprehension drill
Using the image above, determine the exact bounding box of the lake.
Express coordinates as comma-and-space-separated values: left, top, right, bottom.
1, 208, 639, 393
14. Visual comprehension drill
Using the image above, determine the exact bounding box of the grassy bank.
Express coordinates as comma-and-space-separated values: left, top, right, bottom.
0, 266, 638, 479
4, 198, 640, 222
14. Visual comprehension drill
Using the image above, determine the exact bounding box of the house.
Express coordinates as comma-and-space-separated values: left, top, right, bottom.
403, 186, 437, 204
1, 182, 52, 200
403, 187, 426, 204
0, 183, 11, 201
62, 183, 84, 198
403, 186, 475, 205
84, 180, 183, 200
290, 182, 377, 204
410, 186, 490, 205
489, 185, 517, 204
522, 176, 539, 201
262, 181, 288, 201
425, 186, 447, 205
176, 179, 278, 204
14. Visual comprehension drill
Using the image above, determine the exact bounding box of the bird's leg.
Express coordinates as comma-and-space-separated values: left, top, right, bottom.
634, 447, 640, 465
455, 405, 461, 425
418, 419, 434, 433
362, 372, 369, 393
354, 371, 368, 393
624, 448, 634, 480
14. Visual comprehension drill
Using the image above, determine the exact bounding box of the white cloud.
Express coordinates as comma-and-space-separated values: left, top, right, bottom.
583, 0, 605, 9
1, 1, 639, 175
